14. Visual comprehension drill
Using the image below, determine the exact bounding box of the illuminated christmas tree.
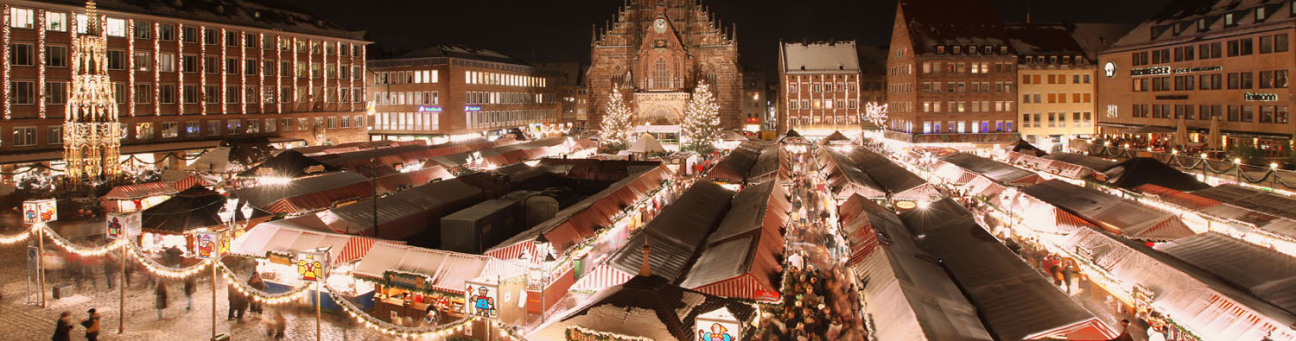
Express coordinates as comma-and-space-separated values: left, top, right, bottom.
681, 81, 721, 154
599, 86, 634, 150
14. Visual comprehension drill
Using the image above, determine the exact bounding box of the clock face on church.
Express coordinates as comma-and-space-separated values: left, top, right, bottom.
653, 19, 667, 33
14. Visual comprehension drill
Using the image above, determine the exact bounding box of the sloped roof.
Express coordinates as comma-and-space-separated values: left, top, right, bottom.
1194, 184, 1296, 222
237, 150, 336, 179
317, 179, 482, 239
680, 181, 788, 293
230, 171, 370, 208
530, 275, 756, 341
899, 0, 1013, 55
839, 147, 929, 195
609, 181, 733, 281
940, 152, 1040, 186
142, 186, 272, 234
398, 44, 524, 65
1156, 232, 1296, 316
899, 199, 1108, 341
41, 0, 366, 40
1004, 23, 1087, 58
1043, 152, 1117, 171
780, 40, 860, 73
1110, 0, 1293, 50
1106, 157, 1209, 191
1071, 23, 1135, 59
1023, 180, 1195, 240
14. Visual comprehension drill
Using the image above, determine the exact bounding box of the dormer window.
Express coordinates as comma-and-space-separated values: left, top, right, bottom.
953, 46, 961, 54
1025, 56, 1034, 63
936, 45, 946, 54
967, 45, 976, 54
1063, 56, 1072, 64
1049, 56, 1058, 64
1257, 7, 1268, 22
1198, 18, 1209, 31
999, 45, 1009, 54
982, 45, 992, 54
1224, 13, 1236, 27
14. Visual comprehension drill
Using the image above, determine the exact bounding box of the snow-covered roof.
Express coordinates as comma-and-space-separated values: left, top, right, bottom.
899, 0, 1013, 55
1109, 0, 1293, 52
1004, 23, 1087, 58
397, 44, 525, 65
780, 40, 860, 74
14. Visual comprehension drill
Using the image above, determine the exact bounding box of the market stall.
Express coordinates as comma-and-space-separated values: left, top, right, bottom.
103, 182, 180, 213
230, 224, 402, 310
679, 181, 789, 302
939, 152, 1043, 186
352, 243, 525, 324
1023, 180, 1196, 241
138, 186, 273, 255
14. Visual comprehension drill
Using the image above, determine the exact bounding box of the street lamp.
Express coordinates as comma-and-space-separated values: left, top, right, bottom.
1235, 158, 1243, 183
1272, 162, 1280, 189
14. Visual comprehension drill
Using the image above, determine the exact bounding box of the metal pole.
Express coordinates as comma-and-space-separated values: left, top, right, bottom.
212, 262, 217, 340
370, 157, 379, 239
315, 280, 322, 341
36, 224, 46, 308
119, 244, 125, 334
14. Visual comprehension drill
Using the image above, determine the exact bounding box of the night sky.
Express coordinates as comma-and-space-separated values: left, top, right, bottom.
293, 0, 1173, 75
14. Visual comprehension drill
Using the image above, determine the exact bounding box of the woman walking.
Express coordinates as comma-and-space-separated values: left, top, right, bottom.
154, 282, 169, 320
80, 309, 101, 341
51, 311, 73, 341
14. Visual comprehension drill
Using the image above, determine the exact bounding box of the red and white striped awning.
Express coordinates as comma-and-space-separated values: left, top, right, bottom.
1022, 317, 1118, 340
570, 264, 633, 292
339, 236, 404, 263
691, 274, 781, 303
485, 240, 536, 263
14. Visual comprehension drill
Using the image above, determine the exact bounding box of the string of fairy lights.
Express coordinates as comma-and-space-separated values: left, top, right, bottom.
5, 223, 525, 339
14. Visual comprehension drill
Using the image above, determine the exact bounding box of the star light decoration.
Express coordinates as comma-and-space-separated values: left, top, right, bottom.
865, 101, 888, 127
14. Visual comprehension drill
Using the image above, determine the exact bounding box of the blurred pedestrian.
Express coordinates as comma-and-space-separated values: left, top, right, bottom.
183, 277, 196, 311
80, 308, 100, 341
154, 282, 168, 320
102, 255, 117, 290
248, 272, 266, 315
227, 284, 247, 320
52, 311, 73, 341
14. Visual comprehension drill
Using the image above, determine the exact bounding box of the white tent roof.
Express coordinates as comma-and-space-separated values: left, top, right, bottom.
231, 223, 349, 260
353, 243, 524, 294
627, 134, 666, 154
189, 147, 231, 173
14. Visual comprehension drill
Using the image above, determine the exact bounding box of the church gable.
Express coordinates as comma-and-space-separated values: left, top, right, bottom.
636, 9, 691, 91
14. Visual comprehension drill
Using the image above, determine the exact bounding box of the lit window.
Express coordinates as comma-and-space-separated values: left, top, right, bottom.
8, 8, 33, 29
45, 12, 67, 32
105, 18, 127, 37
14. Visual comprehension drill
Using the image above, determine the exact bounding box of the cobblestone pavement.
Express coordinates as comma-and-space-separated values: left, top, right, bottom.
0, 245, 401, 341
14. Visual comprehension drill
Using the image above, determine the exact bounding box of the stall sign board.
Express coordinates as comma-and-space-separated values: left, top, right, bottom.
464, 280, 498, 318
22, 199, 57, 225
105, 213, 142, 240
384, 271, 431, 291
296, 251, 330, 281
266, 251, 294, 266
191, 230, 229, 260
695, 307, 742, 341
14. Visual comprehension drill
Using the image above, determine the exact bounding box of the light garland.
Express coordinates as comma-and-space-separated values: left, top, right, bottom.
126, 243, 211, 279
218, 263, 312, 305
219, 27, 226, 115
199, 25, 206, 115
176, 23, 183, 116
126, 18, 133, 117
275, 35, 281, 114
37, 9, 45, 119
4, 4, 12, 120
42, 225, 125, 257
239, 30, 246, 114
328, 281, 475, 338
152, 21, 160, 116
0, 223, 41, 245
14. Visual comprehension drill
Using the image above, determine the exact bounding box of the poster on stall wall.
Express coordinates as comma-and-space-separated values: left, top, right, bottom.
191, 230, 229, 260
464, 279, 499, 319
105, 213, 141, 240
22, 199, 57, 225
695, 307, 742, 341
296, 251, 330, 281
464, 276, 526, 325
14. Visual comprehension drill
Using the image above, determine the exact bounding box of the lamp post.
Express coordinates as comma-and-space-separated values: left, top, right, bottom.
1235, 158, 1243, 184
1271, 162, 1279, 190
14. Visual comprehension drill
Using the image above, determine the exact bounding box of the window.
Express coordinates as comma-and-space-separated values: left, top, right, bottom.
133, 52, 151, 71
205, 57, 219, 74
107, 50, 125, 70
45, 12, 67, 32
1262, 106, 1275, 123
113, 83, 125, 104
203, 29, 218, 45
134, 22, 152, 39
158, 52, 176, 72
1262, 35, 1274, 53
1279, 34, 1291, 52
8, 8, 33, 29
203, 85, 218, 103
1225, 13, 1236, 27
184, 121, 200, 136
226, 86, 239, 103
1241, 105, 1255, 122
227, 120, 241, 134
225, 31, 238, 46
47, 127, 61, 145
159, 85, 176, 104
244, 33, 257, 47
280, 62, 291, 77
265, 119, 277, 133
182, 55, 198, 72
134, 84, 152, 103
45, 82, 65, 104
9, 43, 33, 66
183, 85, 198, 103
263, 36, 275, 49
12, 127, 35, 146
161, 122, 178, 138
158, 24, 174, 41
44, 46, 66, 67
1258, 6, 1269, 22
135, 123, 153, 139
245, 60, 257, 75
9, 81, 33, 104
105, 18, 126, 37
208, 121, 221, 136
225, 58, 239, 74
182, 27, 198, 43
1279, 106, 1290, 124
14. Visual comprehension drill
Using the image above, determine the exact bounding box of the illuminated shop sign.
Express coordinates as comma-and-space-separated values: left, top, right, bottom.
1130, 66, 1170, 77
418, 106, 442, 112
1244, 92, 1279, 102
1174, 65, 1221, 74
465, 106, 482, 111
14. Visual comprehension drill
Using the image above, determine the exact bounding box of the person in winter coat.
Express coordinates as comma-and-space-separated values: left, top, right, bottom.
227, 284, 247, 320
81, 309, 101, 341
183, 278, 196, 311
248, 273, 267, 314
51, 311, 73, 341
154, 283, 168, 320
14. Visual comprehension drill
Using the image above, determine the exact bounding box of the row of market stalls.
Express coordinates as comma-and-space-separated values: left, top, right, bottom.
706, 141, 765, 185
229, 166, 453, 216
102, 173, 216, 213
935, 152, 1044, 187
1021, 180, 1197, 240
1135, 183, 1296, 256
423, 137, 595, 170
573, 178, 793, 303
818, 145, 940, 202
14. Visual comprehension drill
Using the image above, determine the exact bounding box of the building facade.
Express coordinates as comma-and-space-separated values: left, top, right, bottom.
1008, 23, 1098, 152
586, 0, 742, 131
1097, 0, 1296, 156
741, 64, 764, 133
535, 61, 589, 123
366, 45, 562, 140
886, 0, 1020, 144
857, 44, 888, 130
0, 0, 370, 169
778, 40, 862, 135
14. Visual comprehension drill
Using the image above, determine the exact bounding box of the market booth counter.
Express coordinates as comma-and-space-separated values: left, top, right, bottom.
353, 243, 526, 325
230, 223, 398, 311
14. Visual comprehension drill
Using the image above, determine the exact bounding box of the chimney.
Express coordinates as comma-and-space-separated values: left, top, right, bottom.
639, 244, 653, 276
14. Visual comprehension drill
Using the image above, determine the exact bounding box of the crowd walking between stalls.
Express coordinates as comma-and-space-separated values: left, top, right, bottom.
752, 144, 868, 341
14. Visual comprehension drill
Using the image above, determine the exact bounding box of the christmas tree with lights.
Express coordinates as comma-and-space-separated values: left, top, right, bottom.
681, 81, 721, 154
599, 86, 634, 151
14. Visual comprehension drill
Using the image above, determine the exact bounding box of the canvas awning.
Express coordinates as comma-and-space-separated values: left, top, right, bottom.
105, 182, 180, 200
315, 179, 483, 241
706, 148, 760, 183
353, 243, 523, 295
1022, 180, 1195, 240
627, 133, 666, 154
141, 186, 274, 234
237, 150, 337, 179
231, 223, 401, 263
940, 152, 1042, 186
